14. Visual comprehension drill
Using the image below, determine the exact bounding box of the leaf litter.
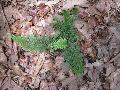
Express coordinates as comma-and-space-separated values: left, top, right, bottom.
0, 0, 120, 90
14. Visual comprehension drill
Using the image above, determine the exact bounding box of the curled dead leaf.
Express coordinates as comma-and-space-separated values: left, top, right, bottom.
38, 3, 51, 18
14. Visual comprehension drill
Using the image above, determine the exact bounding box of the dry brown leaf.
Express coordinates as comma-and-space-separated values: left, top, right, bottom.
12, 64, 26, 76
0, 46, 7, 62
34, 76, 41, 88
40, 80, 49, 90
42, 60, 53, 72
32, 53, 45, 76
116, 0, 120, 7
68, 79, 78, 90
29, 53, 45, 86
109, 26, 120, 41
96, 0, 106, 13
57, 71, 66, 81
80, 39, 97, 60
0, 64, 7, 79
63, 0, 88, 9
86, 5, 101, 15
4, 36, 13, 49
4, 5, 25, 23
62, 77, 76, 87
36, 0, 59, 14
106, 63, 116, 76
88, 16, 97, 29
36, 19, 46, 27
75, 20, 90, 39
40, 81, 57, 90
48, 82, 57, 90
38, 3, 51, 18
109, 69, 120, 90
10, 19, 22, 35
96, 0, 119, 13
1, 78, 25, 90
54, 56, 64, 69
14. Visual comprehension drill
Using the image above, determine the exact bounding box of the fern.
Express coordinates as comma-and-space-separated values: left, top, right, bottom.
53, 10, 77, 43
70, 7, 79, 16
11, 8, 84, 77
11, 35, 51, 52
53, 9, 84, 77
11, 35, 28, 49
48, 38, 68, 51
11, 35, 68, 52
63, 43, 84, 76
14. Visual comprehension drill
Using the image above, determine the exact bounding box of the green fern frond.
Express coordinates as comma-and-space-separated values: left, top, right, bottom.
53, 10, 77, 43
11, 35, 51, 52
12, 35, 27, 46
70, 7, 79, 16
63, 43, 84, 76
53, 9, 84, 77
48, 38, 68, 51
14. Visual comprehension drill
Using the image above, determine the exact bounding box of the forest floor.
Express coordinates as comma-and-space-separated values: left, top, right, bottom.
0, 0, 120, 90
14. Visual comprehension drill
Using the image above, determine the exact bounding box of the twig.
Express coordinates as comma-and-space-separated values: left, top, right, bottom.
0, 1, 12, 33
109, 52, 120, 63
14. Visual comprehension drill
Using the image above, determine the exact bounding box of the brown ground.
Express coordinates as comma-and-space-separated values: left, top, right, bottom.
0, 0, 120, 90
